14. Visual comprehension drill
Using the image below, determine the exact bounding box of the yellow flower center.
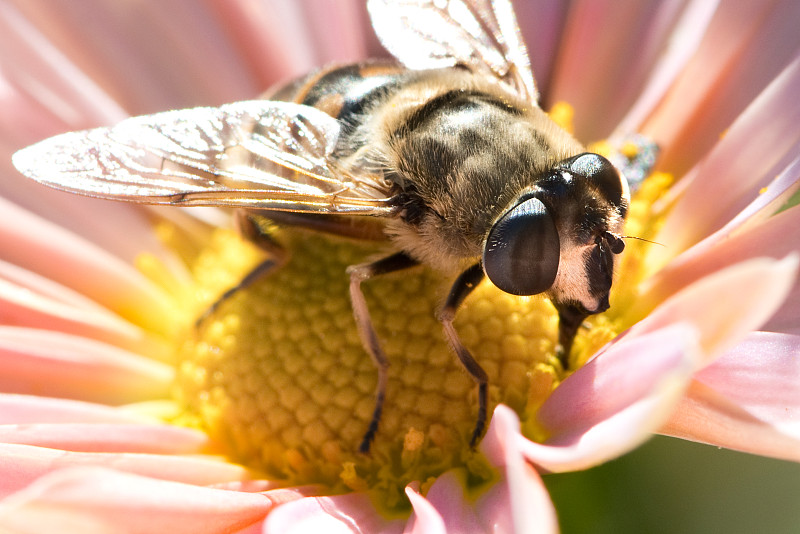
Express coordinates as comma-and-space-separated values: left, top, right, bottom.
171, 226, 559, 507
135, 106, 671, 510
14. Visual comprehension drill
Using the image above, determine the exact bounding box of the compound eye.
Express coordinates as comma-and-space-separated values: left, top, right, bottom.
483, 197, 560, 296
562, 153, 624, 206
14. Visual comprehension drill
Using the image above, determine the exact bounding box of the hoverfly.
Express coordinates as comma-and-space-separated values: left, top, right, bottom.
12, 0, 630, 452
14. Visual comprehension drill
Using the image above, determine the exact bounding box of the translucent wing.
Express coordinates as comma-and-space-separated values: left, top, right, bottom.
12, 101, 396, 215
367, 0, 537, 103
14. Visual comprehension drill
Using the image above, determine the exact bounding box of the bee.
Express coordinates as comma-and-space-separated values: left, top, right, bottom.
12, 0, 629, 452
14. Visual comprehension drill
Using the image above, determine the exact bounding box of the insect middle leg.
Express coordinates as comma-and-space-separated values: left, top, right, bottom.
436, 263, 488, 447
347, 251, 420, 453
196, 211, 288, 325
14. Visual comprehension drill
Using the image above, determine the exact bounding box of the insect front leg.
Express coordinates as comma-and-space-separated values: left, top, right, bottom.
347, 251, 420, 453
436, 263, 488, 447
196, 211, 288, 326
554, 303, 589, 369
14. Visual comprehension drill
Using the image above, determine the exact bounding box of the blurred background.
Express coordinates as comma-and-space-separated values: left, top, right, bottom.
545, 435, 800, 533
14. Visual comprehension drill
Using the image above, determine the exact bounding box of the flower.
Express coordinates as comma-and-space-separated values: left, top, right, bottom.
2, 1, 800, 532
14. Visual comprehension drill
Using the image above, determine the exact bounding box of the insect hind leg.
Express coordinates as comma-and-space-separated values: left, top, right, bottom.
346, 252, 420, 453
196, 212, 287, 326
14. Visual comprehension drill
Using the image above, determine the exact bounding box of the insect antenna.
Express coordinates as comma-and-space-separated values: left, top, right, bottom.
619, 235, 665, 247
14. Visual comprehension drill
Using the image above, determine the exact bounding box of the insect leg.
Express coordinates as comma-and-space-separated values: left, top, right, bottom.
347, 251, 420, 453
554, 304, 589, 369
196, 212, 288, 326
436, 263, 488, 447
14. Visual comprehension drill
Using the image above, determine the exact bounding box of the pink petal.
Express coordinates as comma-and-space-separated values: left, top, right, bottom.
523, 258, 792, 472
0, 199, 174, 334
411, 474, 478, 534
548, 0, 682, 140
1, 6, 212, 272
264, 492, 405, 534
661, 380, 800, 463
0, 259, 131, 325
643, 1, 800, 176
122, 1, 259, 107
296, 0, 370, 65
514, 0, 570, 93
479, 406, 558, 534
0, 327, 172, 404
661, 331, 800, 461
667, 153, 800, 271
0, 167, 187, 277
0, 2, 125, 137
0, 394, 158, 425
405, 483, 446, 534
535, 256, 800, 470
613, 0, 719, 137
7, 1, 257, 115
644, 215, 800, 337
0, 443, 250, 498
403, 411, 561, 534
653, 55, 800, 257
518, 324, 696, 472
716, 155, 800, 240
205, 0, 317, 90
700, 333, 800, 432
636, 255, 799, 361
0, 260, 165, 356
0, 423, 208, 454
0, 467, 278, 534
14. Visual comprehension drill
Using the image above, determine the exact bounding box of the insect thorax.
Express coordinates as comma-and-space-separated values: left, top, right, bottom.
271, 62, 586, 271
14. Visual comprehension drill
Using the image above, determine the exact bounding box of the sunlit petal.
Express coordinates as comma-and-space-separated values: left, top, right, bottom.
661, 331, 800, 461
550, 0, 704, 141
613, 0, 719, 138
0, 327, 172, 404
0, 2, 125, 137
480, 406, 558, 534
0, 423, 208, 454
700, 333, 800, 432
0, 199, 174, 332
644, 215, 800, 336
520, 324, 697, 472
643, 1, 800, 175
635, 256, 798, 362
654, 56, 800, 258
263, 492, 405, 534
0, 260, 166, 357
0, 466, 277, 534
0, 394, 162, 425
662, 380, 800, 463
0, 443, 250, 499
405, 482, 447, 534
